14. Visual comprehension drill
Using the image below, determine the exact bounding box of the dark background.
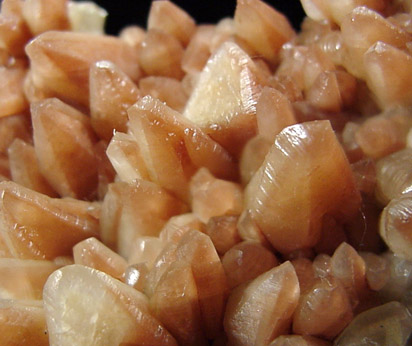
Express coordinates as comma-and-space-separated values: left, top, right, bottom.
93, 0, 305, 35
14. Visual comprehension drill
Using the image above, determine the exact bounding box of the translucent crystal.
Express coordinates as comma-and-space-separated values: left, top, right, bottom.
0, 181, 100, 259
100, 180, 187, 257
73, 237, 128, 280
293, 277, 353, 339
89, 60, 140, 141
375, 148, 412, 205
234, 0, 295, 65
380, 195, 412, 260
138, 29, 184, 80
245, 120, 360, 253
128, 96, 237, 202
334, 301, 412, 346
222, 240, 278, 289
183, 41, 263, 157
23, 0, 69, 36
0, 67, 28, 117
0, 258, 59, 300
205, 215, 241, 255
31, 98, 98, 199
147, 0, 196, 47
139, 76, 188, 112
43, 264, 177, 346
224, 261, 300, 345
0, 299, 48, 346
26, 31, 140, 106
190, 168, 243, 223
8, 139, 57, 197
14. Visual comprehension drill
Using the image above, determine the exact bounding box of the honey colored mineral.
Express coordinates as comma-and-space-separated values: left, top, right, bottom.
43, 264, 177, 346
0, 181, 99, 259
334, 301, 412, 346
245, 120, 361, 254
224, 261, 300, 345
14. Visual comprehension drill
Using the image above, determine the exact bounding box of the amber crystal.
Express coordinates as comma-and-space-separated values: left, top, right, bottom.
31, 98, 98, 199
0, 181, 99, 259
375, 148, 412, 205
222, 240, 278, 289
73, 237, 128, 280
143, 241, 177, 296
350, 158, 376, 196
205, 215, 241, 255
190, 168, 243, 223
341, 6, 411, 79
364, 41, 412, 109
330, 242, 368, 307
269, 75, 303, 103
0, 258, 59, 300
124, 263, 149, 292
182, 25, 215, 74
119, 25, 145, 48
237, 208, 272, 248
334, 301, 412, 346
224, 261, 300, 345
100, 180, 187, 258
306, 70, 357, 113
139, 76, 188, 112
0, 155, 11, 181
106, 132, 150, 184
150, 261, 206, 346
25, 31, 140, 107
380, 195, 412, 260
293, 276, 353, 339
0, 67, 28, 117
256, 87, 297, 142
0, 114, 31, 155
22, 0, 69, 36
234, 0, 295, 65
355, 111, 412, 160
299, 0, 330, 22
313, 254, 332, 278
93, 140, 116, 200
8, 139, 57, 197
239, 135, 272, 185
276, 45, 335, 94
1, 0, 412, 343
183, 41, 263, 157
159, 213, 204, 244
128, 96, 237, 202
0, 299, 48, 346
138, 29, 184, 80
174, 230, 228, 339
245, 120, 361, 254
360, 252, 390, 291
89, 60, 141, 141
0, 10, 31, 58
314, 215, 347, 255
147, 0, 196, 47
44, 264, 177, 346
127, 236, 164, 269
210, 17, 236, 53
344, 197, 383, 253
291, 257, 317, 293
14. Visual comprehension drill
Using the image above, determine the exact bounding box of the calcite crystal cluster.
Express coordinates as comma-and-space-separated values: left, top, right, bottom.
0, 0, 412, 345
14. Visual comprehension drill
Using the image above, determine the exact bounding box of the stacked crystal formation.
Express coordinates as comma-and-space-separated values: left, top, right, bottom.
0, 0, 411, 345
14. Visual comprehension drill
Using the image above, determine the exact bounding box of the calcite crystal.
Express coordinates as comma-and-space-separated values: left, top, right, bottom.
0, 0, 411, 344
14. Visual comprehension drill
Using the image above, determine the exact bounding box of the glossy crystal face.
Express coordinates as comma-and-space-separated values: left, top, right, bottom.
0, 0, 412, 345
